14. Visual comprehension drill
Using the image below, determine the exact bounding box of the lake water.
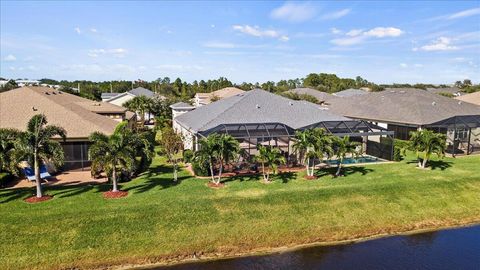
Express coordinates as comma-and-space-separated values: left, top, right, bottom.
151, 225, 480, 270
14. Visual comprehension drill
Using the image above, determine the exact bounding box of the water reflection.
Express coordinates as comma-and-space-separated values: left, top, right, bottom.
149, 225, 480, 270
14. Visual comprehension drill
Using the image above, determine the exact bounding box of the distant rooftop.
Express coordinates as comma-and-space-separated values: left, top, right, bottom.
455, 91, 480, 106
195, 87, 245, 105
286, 88, 338, 103
328, 88, 480, 126
333, 88, 369, 98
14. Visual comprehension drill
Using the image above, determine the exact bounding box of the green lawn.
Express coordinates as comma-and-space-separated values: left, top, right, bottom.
1, 154, 479, 270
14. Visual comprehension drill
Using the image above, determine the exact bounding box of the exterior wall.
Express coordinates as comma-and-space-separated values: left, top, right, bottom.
107, 94, 134, 107
172, 120, 195, 150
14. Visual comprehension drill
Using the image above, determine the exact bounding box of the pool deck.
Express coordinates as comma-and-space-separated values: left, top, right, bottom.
4, 170, 108, 189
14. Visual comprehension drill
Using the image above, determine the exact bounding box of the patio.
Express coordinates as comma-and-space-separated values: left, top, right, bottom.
4, 170, 107, 189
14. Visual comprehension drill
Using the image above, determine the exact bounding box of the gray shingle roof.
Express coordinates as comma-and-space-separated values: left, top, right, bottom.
333, 88, 368, 98
175, 89, 349, 133
328, 88, 480, 126
128, 87, 155, 97
426, 87, 463, 95
101, 92, 120, 99
286, 88, 338, 103
170, 102, 194, 109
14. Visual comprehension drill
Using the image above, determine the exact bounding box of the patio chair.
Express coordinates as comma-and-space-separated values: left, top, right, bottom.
23, 165, 52, 182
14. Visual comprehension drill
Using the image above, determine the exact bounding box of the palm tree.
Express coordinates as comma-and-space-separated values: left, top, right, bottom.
409, 130, 446, 169
0, 128, 22, 175
123, 96, 152, 128
215, 134, 240, 184
89, 122, 140, 192
255, 145, 286, 183
331, 136, 360, 177
15, 114, 66, 198
158, 127, 183, 181
293, 128, 333, 177
194, 135, 218, 183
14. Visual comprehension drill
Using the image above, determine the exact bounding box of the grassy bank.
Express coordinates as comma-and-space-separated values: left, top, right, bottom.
1, 154, 479, 269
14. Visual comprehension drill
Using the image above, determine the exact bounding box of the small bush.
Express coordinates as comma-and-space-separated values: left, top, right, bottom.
192, 160, 210, 177
393, 139, 410, 161
0, 172, 13, 188
183, 150, 194, 163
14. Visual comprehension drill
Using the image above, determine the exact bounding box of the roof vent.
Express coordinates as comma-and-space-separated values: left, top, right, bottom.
390, 90, 395, 93
432, 101, 436, 106
255, 104, 260, 109
52, 92, 57, 95
289, 101, 294, 106
458, 101, 462, 105
32, 107, 37, 111
400, 91, 406, 94
45, 92, 50, 95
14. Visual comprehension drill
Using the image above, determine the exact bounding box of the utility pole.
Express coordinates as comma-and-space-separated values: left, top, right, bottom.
110, 82, 113, 93
78, 83, 80, 93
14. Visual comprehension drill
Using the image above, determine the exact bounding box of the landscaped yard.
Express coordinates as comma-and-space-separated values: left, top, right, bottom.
1, 154, 479, 270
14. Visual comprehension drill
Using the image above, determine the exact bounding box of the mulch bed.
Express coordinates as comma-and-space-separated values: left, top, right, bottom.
103, 190, 129, 199
24, 195, 53, 203
304, 175, 318, 180
207, 182, 225, 189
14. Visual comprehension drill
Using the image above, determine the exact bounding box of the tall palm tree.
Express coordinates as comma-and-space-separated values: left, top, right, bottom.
409, 130, 446, 169
89, 122, 143, 192
0, 128, 22, 175
15, 114, 66, 198
215, 134, 240, 184
293, 128, 333, 177
331, 136, 360, 177
255, 145, 286, 183
194, 135, 218, 183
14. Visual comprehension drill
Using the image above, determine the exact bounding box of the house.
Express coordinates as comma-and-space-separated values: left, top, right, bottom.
103, 87, 164, 122
193, 87, 245, 107
333, 88, 369, 98
285, 88, 338, 104
170, 102, 195, 119
455, 91, 480, 106
327, 88, 480, 155
0, 86, 135, 170
173, 89, 394, 160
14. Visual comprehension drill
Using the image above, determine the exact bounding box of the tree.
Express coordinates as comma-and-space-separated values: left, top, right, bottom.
255, 145, 286, 183
194, 135, 218, 183
123, 96, 152, 128
15, 114, 66, 197
293, 128, 333, 177
409, 130, 446, 169
89, 122, 144, 192
331, 136, 360, 177
0, 128, 22, 175
158, 127, 183, 181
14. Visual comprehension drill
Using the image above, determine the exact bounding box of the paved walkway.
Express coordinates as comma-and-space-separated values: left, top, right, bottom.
5, 170, 108, 189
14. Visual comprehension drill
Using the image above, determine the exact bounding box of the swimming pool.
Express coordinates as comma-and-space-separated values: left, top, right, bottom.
325, 156, 381, 166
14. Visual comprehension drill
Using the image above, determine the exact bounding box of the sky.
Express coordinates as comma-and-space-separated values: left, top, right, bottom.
1, 1, 479, 84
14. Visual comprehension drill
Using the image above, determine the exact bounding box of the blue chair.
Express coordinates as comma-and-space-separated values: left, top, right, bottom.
23, 165, 52, 181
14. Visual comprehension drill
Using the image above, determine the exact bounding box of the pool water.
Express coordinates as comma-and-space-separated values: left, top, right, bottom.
325, 156, 380, 165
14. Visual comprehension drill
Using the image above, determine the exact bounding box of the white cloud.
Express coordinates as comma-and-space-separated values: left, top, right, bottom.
74, 27, 81, 34
321, 9, 351, 20
331, 27, 403, 46
363, 27, 403, 37
414, 37, 458, 51
90, 28, 98, 33
345, 29, 363, 37
447, 8, 480, 20
330, 28, 341, 34
270, 2, 316, 23
400, 63, 408, 68
88, 48, 128, 58
232, 25, 289, 41
3, 54, 16, 61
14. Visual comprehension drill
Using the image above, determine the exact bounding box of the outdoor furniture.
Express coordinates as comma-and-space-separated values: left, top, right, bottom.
23, 165, 52, 182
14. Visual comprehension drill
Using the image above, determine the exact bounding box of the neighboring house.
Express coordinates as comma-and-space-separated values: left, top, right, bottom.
103, 87, 164, 122
426, 87, 463, 97
15, 79, 40, 87
193, 87, 245, 107
455, 91, 480, 106
174, 89, 394, 160
327, 88, 480, 155
170, 102, 195, 119
285, 88, 338, 104
333, 88, 369, 98
0, 86, 135, 170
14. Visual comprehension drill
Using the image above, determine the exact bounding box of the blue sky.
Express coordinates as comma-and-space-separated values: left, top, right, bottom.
1, 1, 479, 84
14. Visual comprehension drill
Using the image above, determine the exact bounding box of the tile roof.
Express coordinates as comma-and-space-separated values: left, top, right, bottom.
455, 91, 480, 106
195, 87, 245, 105
328, 88, 480, 126
176, 89, 349, 133
0, 87, 123, 139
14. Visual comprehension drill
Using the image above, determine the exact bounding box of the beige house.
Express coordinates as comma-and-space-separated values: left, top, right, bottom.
0, 86, 135, 170
193, 87, 244, 107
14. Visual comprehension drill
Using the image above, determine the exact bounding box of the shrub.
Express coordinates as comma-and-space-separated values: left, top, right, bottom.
192, 160, 210, 177
183, 149, 194, 163
393, 139, 410, 161
0, 172, 13, 188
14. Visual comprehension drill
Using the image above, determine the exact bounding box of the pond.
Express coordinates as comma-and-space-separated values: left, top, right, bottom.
149, 225, 480, 270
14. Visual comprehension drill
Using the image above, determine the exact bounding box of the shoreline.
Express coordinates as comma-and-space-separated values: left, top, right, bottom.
117, 219, 480, 270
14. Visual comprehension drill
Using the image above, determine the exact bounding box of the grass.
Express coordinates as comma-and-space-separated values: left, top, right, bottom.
1, 153, 479, 269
